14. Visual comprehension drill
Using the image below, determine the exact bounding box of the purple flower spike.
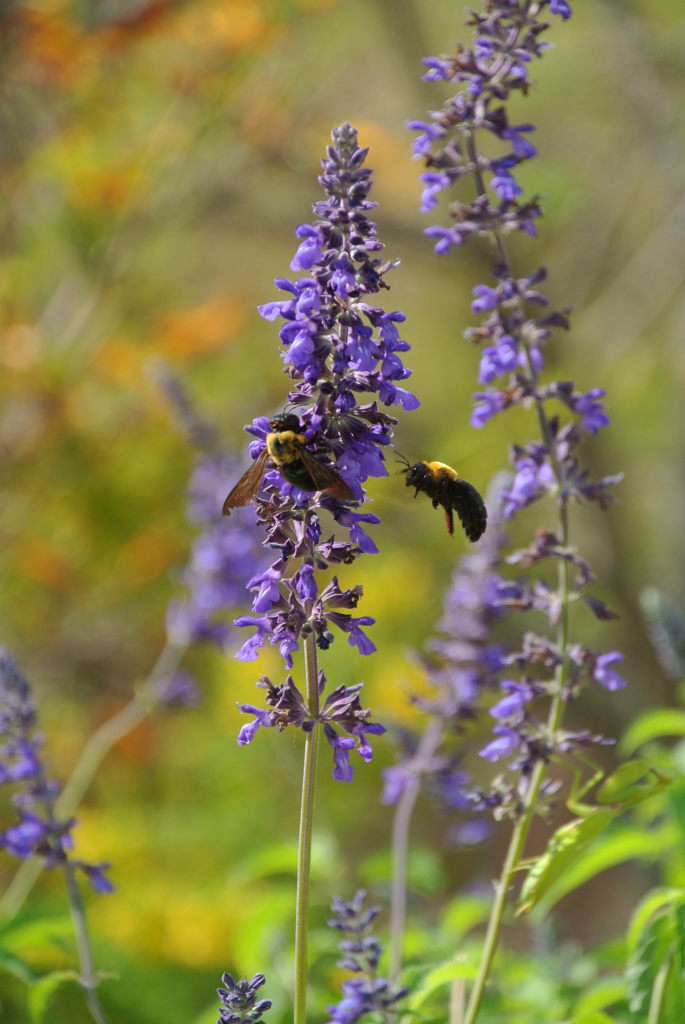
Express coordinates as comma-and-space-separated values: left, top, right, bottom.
0, 649, 113, 892
217, 971, 272, 1024
397, 0, 623, 838
230, 123, 417, 682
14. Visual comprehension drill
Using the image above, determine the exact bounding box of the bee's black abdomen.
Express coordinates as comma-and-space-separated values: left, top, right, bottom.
451, 480, 487, 542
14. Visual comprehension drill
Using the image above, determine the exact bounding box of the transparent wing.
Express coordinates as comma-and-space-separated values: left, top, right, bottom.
298, 446, 355, 501
222, 450, 269, 515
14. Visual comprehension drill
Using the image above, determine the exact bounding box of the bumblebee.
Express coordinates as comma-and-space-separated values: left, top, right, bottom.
400, 457, 487, 541
222, 414, 354, 515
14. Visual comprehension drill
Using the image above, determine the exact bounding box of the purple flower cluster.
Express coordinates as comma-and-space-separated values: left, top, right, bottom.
407, 4, 621, 500
234, 124, 417, 778
216, 972, 272, 1024
167, 453, 269, 651
403, 0, 625, 817
408, 0, 571, 251
325, 891, 406, 1024
0, 649, 112, 892
238, 670, 385, 783
234, 122, 418, 669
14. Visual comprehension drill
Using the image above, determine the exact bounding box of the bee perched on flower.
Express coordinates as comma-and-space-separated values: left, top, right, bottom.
222, 413, 354, 513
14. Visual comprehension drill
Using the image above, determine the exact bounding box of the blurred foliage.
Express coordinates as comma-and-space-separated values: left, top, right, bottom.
0, 0, 684, 1021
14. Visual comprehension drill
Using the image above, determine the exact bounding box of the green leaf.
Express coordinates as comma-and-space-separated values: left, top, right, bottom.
572, 975, 625, 1015
406, 959, 477, 1011
28, 970, 80, 1024
441, 894, 492, 938
0, 916, 74, 954
666, 780, 685, 837
517, 809, 615, 914
620, 710, 685, 755
0, 944, 38, 984
528, 822, 681, 919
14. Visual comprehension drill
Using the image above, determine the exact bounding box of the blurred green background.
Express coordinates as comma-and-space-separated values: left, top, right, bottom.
0, 0, 684, 1021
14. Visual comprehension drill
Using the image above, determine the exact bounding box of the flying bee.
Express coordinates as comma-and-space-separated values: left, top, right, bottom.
399, 456, 487, 541
222, 413, 355, 515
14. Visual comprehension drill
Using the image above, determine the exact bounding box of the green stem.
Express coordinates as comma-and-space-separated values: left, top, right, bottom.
293, 634, 321, 1024
389, 717, 443, 981
0, 641, 187, 920
63, 864, 111, 1024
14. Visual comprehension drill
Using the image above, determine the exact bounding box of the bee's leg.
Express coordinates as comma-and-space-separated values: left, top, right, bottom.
431, 498, 440, 509
443, 506, 455, 536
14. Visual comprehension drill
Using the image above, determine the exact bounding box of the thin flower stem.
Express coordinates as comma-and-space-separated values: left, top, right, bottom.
0, 641, 187, 920
389, 717, 443, 981
62, 863, 111, 1024
294, 633, 321, 1024
461, 132, 573, 1024
464, 537, 569, 1024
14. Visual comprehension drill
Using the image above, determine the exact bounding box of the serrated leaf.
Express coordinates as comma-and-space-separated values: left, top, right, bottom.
397, 961, 434, 996
626, 907, 678, 1016
406, 959, 477, 1011
662, 956, 685, 1024
627, 888, 685, 954
28, 970, 80, 1024
674, 900, 685, 963
620, 710, 685, 755
0, 945, 38, 984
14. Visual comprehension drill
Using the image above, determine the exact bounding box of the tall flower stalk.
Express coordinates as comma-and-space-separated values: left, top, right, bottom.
405, 3, 623, 1020
230, 123, 417, 1024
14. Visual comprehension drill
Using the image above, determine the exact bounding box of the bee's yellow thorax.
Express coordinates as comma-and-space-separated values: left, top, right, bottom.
425, 460, 459, 480
266, 430, 306, 464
